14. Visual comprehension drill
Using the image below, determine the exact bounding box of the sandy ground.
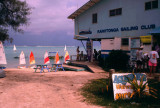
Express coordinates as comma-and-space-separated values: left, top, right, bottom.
0, 69, 108, 108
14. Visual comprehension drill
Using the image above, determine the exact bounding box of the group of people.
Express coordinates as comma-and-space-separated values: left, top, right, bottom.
136, 46, 159, 76
76, 46, 100, 61
76, 46, 84, 61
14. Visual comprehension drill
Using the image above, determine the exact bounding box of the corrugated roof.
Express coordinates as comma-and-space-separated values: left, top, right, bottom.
68, 0, 101, 19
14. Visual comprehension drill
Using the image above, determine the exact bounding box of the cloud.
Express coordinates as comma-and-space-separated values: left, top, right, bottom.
10, 0, 89, 46
67, 31, 74, 36
24, 0, 88, 35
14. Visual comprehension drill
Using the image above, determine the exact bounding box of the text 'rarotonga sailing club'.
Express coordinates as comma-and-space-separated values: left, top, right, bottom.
97, 24, 156, 33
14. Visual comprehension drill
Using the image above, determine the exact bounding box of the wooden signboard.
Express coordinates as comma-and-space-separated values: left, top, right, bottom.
112, 73, 149, 100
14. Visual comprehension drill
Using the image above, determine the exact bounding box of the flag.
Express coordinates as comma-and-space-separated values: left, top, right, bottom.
29, 51, 35, 64
64, 51, 70, 63
55, 52, 60, 64
44, 51, 50, 64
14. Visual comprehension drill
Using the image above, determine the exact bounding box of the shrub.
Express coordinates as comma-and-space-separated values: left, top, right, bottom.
105, 50, 129, 71
125, 73, 157, 101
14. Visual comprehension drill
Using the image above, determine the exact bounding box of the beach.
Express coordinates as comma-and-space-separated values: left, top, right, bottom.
0, 68, 107, 108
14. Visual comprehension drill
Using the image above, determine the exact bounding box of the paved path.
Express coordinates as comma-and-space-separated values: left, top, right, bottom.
71, 61, 106, 73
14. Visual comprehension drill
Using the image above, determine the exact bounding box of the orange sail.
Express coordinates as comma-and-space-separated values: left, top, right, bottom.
29, 51, 35, 64
64, 51, 70, 63
55, 52, 60, 64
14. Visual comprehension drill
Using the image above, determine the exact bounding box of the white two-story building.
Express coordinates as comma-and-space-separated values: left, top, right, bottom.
68, 0, 160, 60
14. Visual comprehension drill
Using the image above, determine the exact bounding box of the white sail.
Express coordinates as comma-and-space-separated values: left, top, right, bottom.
0, 41, 7, 64
13, 45, 17, 51
64, 45, 67, 52
19, 51, 26, 65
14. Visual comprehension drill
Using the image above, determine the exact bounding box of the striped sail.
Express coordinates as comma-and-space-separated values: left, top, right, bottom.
29, 51, 35, 64
64, 51, 70, 63
44, 51, 50, 64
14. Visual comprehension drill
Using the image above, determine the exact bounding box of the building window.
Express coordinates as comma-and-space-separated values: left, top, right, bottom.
121, 38, 129, 46
92, 13, 97, 24
109, 8, 122, 16
145, 0, 158, 10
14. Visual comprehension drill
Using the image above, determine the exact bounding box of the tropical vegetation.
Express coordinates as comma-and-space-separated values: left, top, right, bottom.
81, 78, 160, 108
0, 0, 31, 43
99, 50, 130, 71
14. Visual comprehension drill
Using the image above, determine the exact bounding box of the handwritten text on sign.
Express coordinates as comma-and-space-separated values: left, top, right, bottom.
112, 73, 149, 100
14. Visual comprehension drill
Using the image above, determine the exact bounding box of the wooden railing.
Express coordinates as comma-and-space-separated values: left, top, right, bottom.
70, 54, 88, 61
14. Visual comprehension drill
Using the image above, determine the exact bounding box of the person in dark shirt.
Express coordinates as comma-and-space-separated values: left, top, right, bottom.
76, 46, 80, 61
94, 49, 98, 61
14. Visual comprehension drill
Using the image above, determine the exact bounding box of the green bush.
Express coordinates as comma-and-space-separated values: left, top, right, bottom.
105, 50, 129, 71
81, 78, 160, 108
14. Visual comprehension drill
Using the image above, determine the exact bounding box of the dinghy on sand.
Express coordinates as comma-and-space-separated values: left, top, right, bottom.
29, 51, 36, 68
18, 51, 26, 69
0, 41, 7, 69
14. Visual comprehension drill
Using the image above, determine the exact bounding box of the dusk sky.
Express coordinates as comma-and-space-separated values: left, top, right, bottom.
8, 0, 89, 46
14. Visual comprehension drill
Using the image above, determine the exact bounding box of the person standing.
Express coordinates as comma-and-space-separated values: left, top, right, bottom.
76, 46, 80, 61
136, 46, 143, 72
142, 52, 149, 72
94, 49, 98, 61
80, 51, 84, 61
148, 47, 159, 76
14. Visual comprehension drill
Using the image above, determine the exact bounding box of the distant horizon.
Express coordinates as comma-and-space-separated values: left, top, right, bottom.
4, 45, 77, 47
3, 43, 101, 47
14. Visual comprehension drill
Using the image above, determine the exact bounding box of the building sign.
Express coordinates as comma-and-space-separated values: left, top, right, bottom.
140, 35, 152, 44
79, 30, 92, 35
121, 26, 138, 31
97, 24, 156, 33
112, 73, 149, 100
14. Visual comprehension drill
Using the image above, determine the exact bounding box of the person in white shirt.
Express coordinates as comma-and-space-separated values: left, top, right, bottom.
148, 47, 159, 76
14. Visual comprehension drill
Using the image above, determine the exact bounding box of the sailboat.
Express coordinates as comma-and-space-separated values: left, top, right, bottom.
64, 51, 70, 64
13, 44, 17, 52
55, 52, 60, 64
18, 51, 26, 69
64, 45, 67, 52
44, 51, 50, 64
0, 41, 7, 69
29, 51, 36, 68
30, 51, 35, 64
13, 44, 19, 59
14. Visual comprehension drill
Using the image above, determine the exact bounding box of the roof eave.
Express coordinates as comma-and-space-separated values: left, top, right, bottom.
68, 0, 101, 19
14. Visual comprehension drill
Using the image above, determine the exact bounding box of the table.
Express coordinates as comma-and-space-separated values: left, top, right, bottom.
51, 64, 65, 72
34, 65, 50, 73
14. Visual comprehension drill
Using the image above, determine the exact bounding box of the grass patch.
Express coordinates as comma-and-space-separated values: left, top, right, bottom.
81, 78, 160, 108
